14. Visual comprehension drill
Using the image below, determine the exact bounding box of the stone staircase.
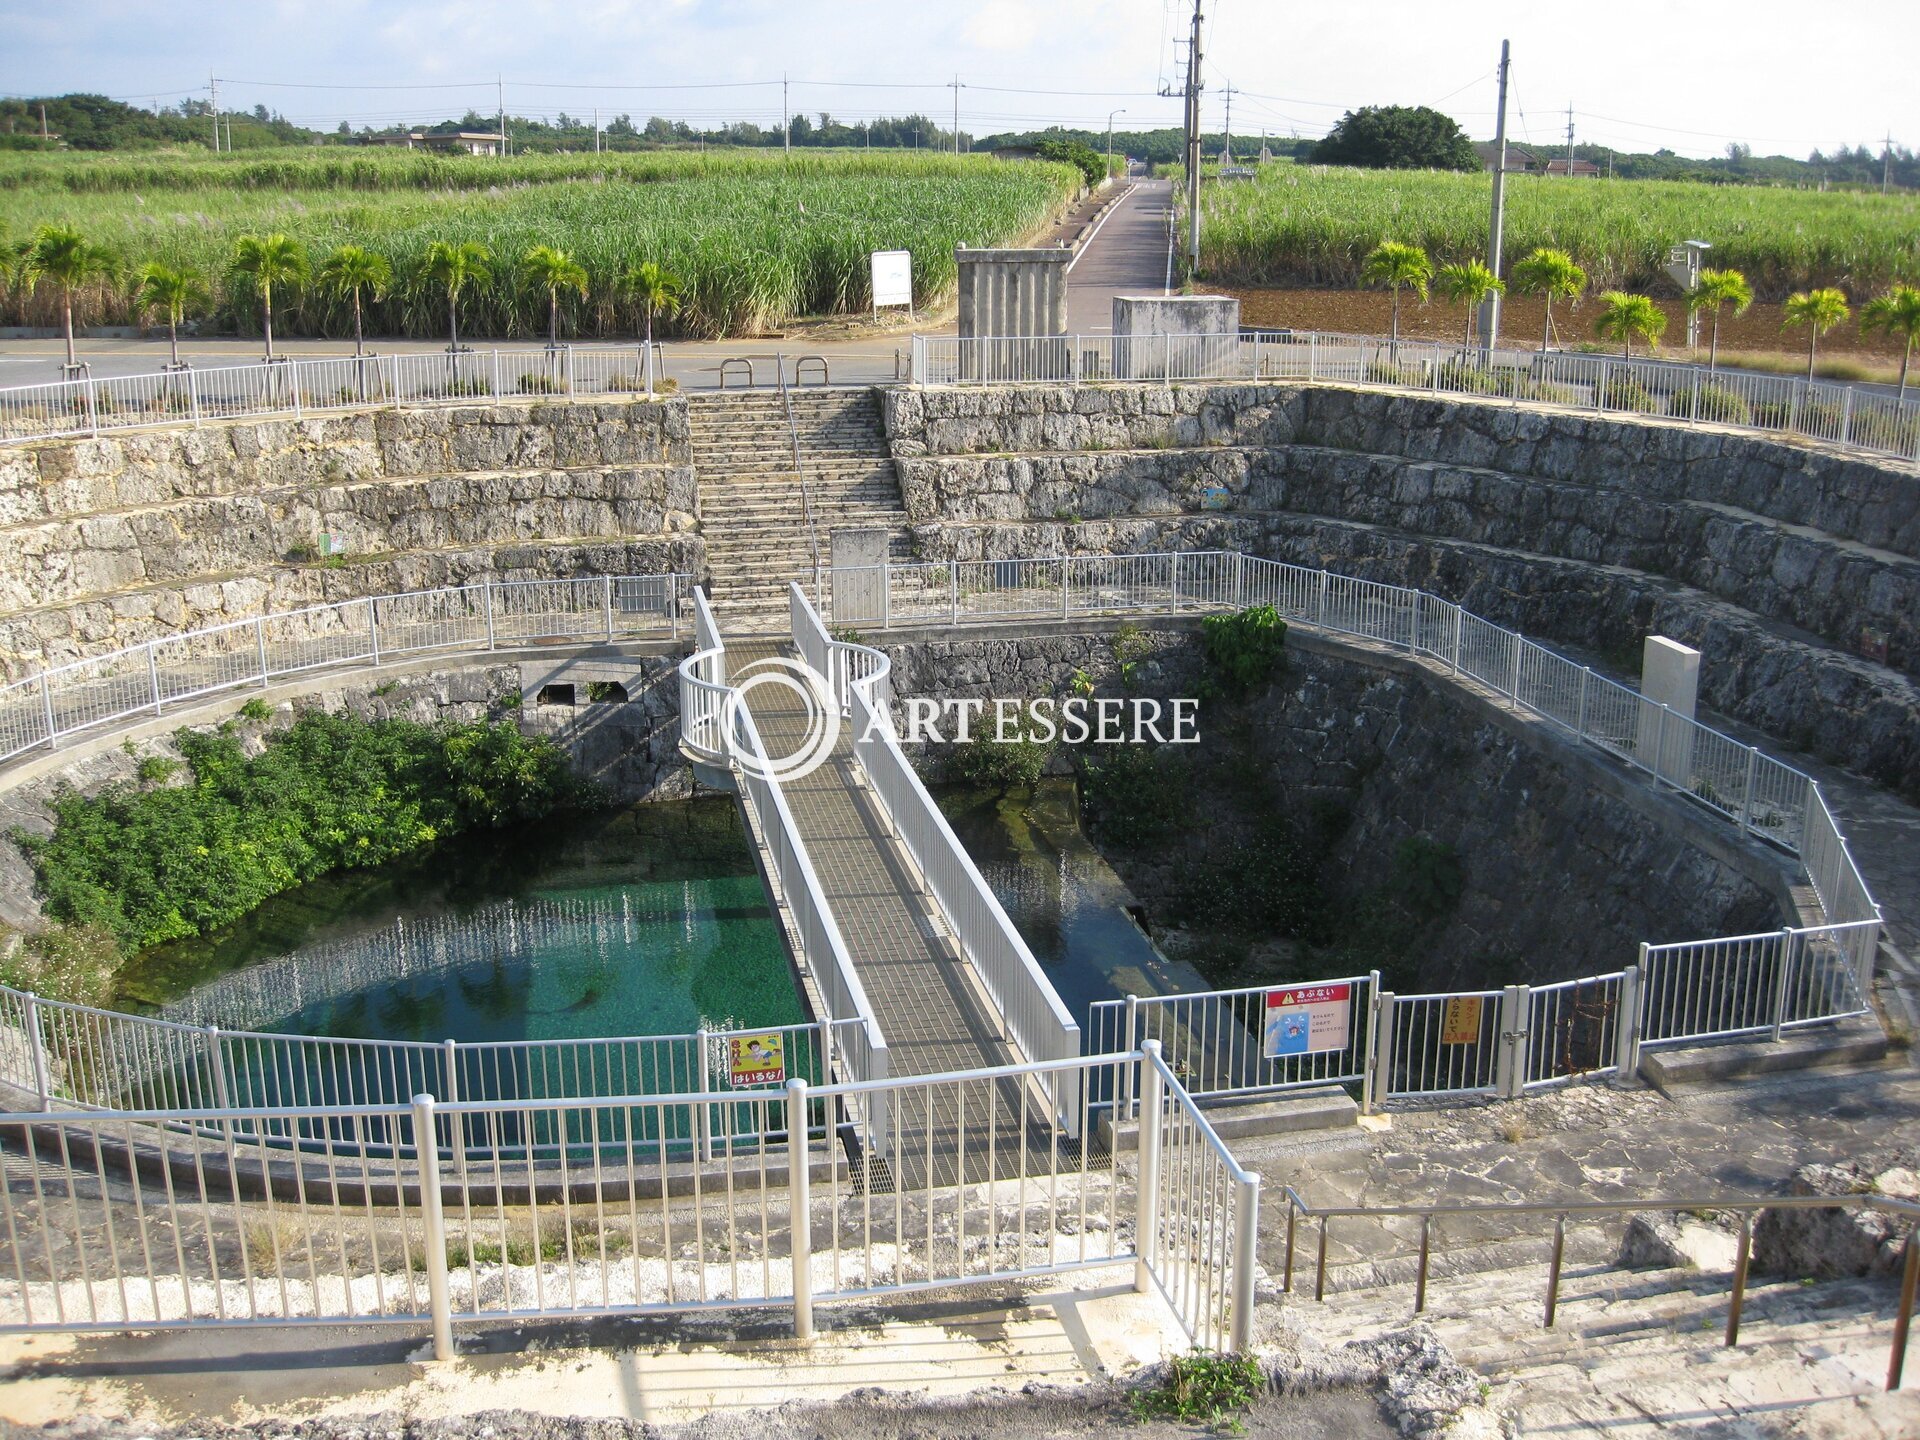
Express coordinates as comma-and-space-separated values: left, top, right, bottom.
688, 388, 912, 621
1286, 1236, 1920, 1434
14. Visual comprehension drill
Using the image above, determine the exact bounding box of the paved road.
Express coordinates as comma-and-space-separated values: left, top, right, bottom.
1065, 179, 1173, 332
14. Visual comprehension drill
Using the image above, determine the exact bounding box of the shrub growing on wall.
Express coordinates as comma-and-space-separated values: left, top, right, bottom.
17, 711, 582, 952
1199, 605, 1288, 698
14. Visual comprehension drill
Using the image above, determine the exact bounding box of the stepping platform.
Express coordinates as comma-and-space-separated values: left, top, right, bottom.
1637, 1016, 1892, 1094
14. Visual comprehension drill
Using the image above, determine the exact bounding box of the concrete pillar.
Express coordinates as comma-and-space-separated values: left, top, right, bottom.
1635, 636, 1701, 788
1112, 295, 1241, 380
955, 248, 1071, 381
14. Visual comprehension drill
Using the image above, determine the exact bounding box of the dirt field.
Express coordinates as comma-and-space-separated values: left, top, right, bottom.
1225, 287, 1912, 375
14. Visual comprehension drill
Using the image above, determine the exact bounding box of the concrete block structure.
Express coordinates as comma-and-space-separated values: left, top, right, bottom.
1112, 294, 1241, 379
956, 248, 1071, 381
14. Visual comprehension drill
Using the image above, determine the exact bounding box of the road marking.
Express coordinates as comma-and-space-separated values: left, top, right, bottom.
1064, 183, 1139, 276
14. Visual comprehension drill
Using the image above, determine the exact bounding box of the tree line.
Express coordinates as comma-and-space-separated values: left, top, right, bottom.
1359, 240, 1920, 393
6, 225, 685, 369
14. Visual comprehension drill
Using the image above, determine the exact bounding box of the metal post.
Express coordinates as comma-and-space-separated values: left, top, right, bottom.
1739, 746, 1759, 835
1229, 1171, 1261, 1353
84, 375, 99, 437
603, 575, 615, 642
1576, 667, 1591, 738
385, 353, 400, 402
188, 367, 202, 427
566, 346, 577, 400
255, 617, 270, 688
491, 350, 502, 399
882, 557, 892, 630
291, 365, 303, 420
1367, 991, 1395, 1114
1314, 1216, 1330, 1301
1315, 569, 1329, 629
1307, 332, 1317, 380
39, 672, 56, 751
1653, 703, 1670, 787
1133, 1039, 1165, 1296
1726, 1215, 1752, 1346
1282, 1200, 1297, 1293
368, 598, 382, 666
1451, 604, 1462, 674
1594, 359, 1609, 412
949, 563, 959, 627
1405, 589, 1419, 653
645, 341, 657, 396
1544, 1214, 1566, 1326
816, 1015, 834, 1078
1061, 556, 1071, 619
1890, 1223, 1918, 1390
1613, 964, 1641, 1079
147, 642, 163, 714
1508, 633, 1522, 708
411, 1094, 455, 1362
1169, 552, 1181, 614
1359, 971, 1382, 1115
787, 1077, 814, 1341
1688, 368, 1702, 425
1495, 985, 1522, 1098
1119, 994, 1139, 1120
1415, 1214, 1431, 1313
696, 1026, 712, 1164
22, 994, 51, 1110
482, 578, 496, 650
1770, 928, 1799, 1041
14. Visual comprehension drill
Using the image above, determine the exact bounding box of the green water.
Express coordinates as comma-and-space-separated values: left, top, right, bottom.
135, 800, 806, 1043
936, 779, 1212, 1024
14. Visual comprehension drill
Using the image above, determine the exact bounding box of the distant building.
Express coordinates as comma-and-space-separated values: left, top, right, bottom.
1541, 157, 1602, 178
362, 130, 503, 156
1474, 143, 1600, 177
989, 145, 1043, 162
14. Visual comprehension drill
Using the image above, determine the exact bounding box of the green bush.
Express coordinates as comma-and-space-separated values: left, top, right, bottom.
1131, 1352, 1264, 1425
1078, 747, 1192, 848
1683, 382, 1753, 425
1200, 605, 1288, 698
948, 724, 1053, 791
1602, 375, 1660, 413
16, 711, 581, 951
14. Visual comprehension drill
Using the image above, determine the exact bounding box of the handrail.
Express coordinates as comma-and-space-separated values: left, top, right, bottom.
774, 352, 823, 581
1277, 1180, 1920, 1390
906, 330, 1920, 469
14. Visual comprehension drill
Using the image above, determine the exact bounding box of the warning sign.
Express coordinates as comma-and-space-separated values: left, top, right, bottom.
727, 1032, 786, 1087
1263, 982, 1352, 1058
1440, 997, 1484, 1046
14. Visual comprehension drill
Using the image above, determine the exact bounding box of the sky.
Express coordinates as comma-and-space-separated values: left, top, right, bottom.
2, 0, 1914, 161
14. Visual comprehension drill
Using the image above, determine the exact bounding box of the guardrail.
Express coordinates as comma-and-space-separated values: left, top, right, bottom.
1277, 1183, 1920, 1392
909, 330, 1920, 468
788, 583, 1085, 1135
0, 1045, 1262, 1356
0, 573, 690, 766
0, 345, 664, 444
822, 548, 1880, 973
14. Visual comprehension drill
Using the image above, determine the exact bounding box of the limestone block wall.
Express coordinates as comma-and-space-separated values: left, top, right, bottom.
884, 382, 1920, 803
880, 623, 1786, 990
0, 399, 699, 677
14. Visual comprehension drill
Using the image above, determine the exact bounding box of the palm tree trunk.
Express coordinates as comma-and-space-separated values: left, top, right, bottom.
1901, 339, 1911, 400
352, 291, 365, 359
1806, 331, 1817, 382
168, 314, 180, 369
1390, 287, 1400, 355
550, 291, 561, 350
1709, 311, 1720, 372
644, 305, 653, 350
62, 290, 75, 368
1542, 296, 1552, 352
262, 283, 275, 361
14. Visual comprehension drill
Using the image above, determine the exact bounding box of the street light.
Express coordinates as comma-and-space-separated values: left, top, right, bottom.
1106, 108, 1128, 183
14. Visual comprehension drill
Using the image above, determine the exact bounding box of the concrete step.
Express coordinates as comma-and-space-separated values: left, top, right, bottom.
1100, 1086, 1360, 1152
1636, 1017, 1892, 1094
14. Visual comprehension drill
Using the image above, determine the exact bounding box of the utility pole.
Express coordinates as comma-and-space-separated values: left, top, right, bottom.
1565, 104, 1575, 176
1184, 0, 1204, 273
498, 76, 507, 158
1221, 83, 1233, 166
783, 74, 790, 154
950, 75, 962, 155
1481, 39, 1511, 351
1107, 107, 1127, 183
1885, 133, 1895, 194
210, 74, 219, 151
39, 103, 48, 141
593, 107, 599, 154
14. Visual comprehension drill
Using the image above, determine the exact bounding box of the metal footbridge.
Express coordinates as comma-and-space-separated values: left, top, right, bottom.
678, 584, 1083, 1188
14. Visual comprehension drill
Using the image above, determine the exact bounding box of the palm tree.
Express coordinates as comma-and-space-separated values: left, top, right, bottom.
1687, 268, 1752, 371
521, 245, 590, 350
315, 244, 391, 359
1860, 284, 1920, 399
619, 260, 682, 349
1509, 247, 1587, 351
229, 233, 308, 361
1593, 291, 1667, 358
418, 240, 491, 356
1782, 287, 1851, 380
20, 225, 118, 369
1433, 260, 1505, 348
1359, 241, 1432, 356
133, 262, 206, 369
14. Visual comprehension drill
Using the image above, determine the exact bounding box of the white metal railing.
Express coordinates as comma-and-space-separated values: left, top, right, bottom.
0, 574, 689, 765
908, 331, 1920, 469
0, 344, 664, 445
673, 588, 893, 1154
0, 1046, 1260, 1354
788, 584, 1085, 1134
821, 549, 1880, 959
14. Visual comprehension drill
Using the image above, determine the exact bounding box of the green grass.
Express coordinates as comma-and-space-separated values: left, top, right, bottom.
0, 147, 1080, 339
1193, 165, 1920, 301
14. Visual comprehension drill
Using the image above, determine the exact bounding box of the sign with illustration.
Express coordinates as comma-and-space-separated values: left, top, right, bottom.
1263, 982, 1352, 1058
727, 1032, 786, 1087
1441, 996, 1484, 1046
